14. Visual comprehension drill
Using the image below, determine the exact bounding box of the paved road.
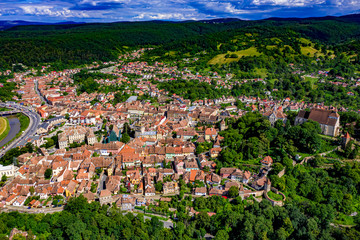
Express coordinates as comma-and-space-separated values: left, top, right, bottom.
97, 173, 107, 194
1, 205, 64, 214
0, 102, 41, 158
34, 80, 48, 105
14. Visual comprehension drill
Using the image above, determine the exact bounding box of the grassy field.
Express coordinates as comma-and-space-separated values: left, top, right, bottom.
300, 46, 322, 57
304, 76, 319, 89
333, 213, 356, 226
164, 51, 177, 57
299, 38, 312, 45
0, 117, 10, 142
253, 68, 268, 78
267, 191, 284, 201
208, 47, 260, 65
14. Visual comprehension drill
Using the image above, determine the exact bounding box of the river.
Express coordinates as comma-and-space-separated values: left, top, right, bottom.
0, 116, 20, 148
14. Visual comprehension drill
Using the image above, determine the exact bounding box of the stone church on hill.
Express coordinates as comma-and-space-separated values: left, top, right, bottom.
295, 108, 340, 137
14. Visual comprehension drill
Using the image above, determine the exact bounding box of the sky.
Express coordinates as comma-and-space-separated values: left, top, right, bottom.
0, 0, 359, 22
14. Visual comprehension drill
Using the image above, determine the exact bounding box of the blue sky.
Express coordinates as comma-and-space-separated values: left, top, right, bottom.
0, 0, 359, 22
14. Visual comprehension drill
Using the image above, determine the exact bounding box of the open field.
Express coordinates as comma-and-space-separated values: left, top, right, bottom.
253, 68, 268, 78
267, 191, 284, 201
208, 47, 260, 65
304, 76, 319, 89
300, 46, 322, 57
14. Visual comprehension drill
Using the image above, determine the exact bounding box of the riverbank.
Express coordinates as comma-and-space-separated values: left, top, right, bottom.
0, 117, 10, 142
0, 113, 29, 148
15, 113, 30, 140
0, 117, 20, 148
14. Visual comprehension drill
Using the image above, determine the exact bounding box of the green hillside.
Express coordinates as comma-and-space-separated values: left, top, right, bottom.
0, 15, 359, 70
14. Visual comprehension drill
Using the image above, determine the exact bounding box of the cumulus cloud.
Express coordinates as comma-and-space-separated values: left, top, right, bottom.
0, 0, 359, 22
19, 5, 90, 18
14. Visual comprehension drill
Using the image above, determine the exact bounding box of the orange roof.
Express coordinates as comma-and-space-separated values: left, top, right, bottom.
120, 144, 135, 154
190, 170, 197, 182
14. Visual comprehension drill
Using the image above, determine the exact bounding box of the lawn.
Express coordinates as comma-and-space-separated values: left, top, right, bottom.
267, 191, 284, 201
301, 46, 322, 57
0, 117, 10, 142
17, 113, 30, 137
164, 51, 177, 57
253, 68, 268, 78
333, 213, 355, 226
208, 47, 261, 65
299, 38, 312, 45
304, 76, 319, 89
296, 138, 338, 159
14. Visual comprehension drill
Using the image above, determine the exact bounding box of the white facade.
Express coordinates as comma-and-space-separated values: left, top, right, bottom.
0, 164, 16, 177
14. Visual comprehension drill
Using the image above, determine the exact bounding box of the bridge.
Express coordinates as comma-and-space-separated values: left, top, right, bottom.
0, 110, 21, 116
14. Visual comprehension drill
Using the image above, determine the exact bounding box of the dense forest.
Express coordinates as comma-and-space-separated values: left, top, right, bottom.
1, 185, 360, 239
0, 14, 359, 70
217, 112, 328, 169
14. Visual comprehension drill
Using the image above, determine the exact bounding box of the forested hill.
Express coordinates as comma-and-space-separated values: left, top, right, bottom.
0, 14, 359, 69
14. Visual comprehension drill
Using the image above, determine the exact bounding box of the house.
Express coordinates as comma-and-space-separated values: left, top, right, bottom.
209, 187, 224, 196
252, 176, 271, 191
206, 173, 221, 185
9, 228, 30, 240
194, 187, 207, 196
184, 160, 199, 171
118, 195, 135, 211
219, 168, 236, 178
243, 171, 251, 184
225, 181, 240, 195
295, 109, 340, 137
13, 196, 26, 206
163, 182, 179, 195
144, 185, 155, 196
262, 107, 287, 126
230, 169, 243, 181
99, 189, 112, 205
204, 128, 217, 141
5, 195, 17, 206
209, 148, 222, 158
261, 156, 273, 167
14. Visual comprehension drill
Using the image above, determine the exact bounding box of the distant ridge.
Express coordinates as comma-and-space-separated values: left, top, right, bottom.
199, 18, 243, 24
0, 20, 86, 30
1, 13, 360, 30
264, 13, 360, 22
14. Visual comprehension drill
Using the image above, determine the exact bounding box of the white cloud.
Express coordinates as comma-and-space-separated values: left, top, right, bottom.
252, 0, 325, 6
134, 12, 198, 20
19, 5, 89, 18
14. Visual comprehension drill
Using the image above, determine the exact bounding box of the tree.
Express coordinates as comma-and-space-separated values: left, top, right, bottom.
228, 186, 239, 198
45, 168, 52, 179
1, 174, 7, 182
215, 230, 229, 240
29, 186, 35, 195
155, 182, 163, 192
120, 133, 130, 144
310, 155, 324, 167
344, 141, 353, 158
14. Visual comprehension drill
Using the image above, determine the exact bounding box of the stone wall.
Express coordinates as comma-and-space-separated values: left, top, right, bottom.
277, 168, 286, 178
264, 187, 286, 207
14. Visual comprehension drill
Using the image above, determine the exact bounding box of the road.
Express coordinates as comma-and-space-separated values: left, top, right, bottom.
123, 209, 174, 229
0, 102, 41, 158
1, 205, 64, 214
97, 173, 107, 194
34, 80, 48, 105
